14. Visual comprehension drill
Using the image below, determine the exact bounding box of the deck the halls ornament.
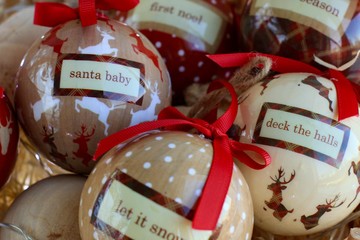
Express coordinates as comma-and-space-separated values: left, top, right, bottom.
208, 53, 360, 236
14, 0, 171, 174
79, 80, 271, 239
117, 0, 237, 105
236, 1, 360, 86
0, 87, 19, 189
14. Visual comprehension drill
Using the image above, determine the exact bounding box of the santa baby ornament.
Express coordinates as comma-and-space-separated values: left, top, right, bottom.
14, 0, 171, 174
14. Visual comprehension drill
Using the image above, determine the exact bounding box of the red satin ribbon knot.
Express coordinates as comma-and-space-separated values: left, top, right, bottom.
93, 79, 271, 230
208, 53, 359, 121
34, 0, 139, 27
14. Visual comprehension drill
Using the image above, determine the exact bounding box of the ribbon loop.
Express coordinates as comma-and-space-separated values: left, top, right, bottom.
34, 0, 139, 27
93, 79, 271, 230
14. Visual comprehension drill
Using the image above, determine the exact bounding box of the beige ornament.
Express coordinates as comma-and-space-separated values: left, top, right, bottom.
79, 131, 254, 240
14, 18, 171, 174
236, 72, 360, 236
0, 174, 86, 240
0, 6, 49, 102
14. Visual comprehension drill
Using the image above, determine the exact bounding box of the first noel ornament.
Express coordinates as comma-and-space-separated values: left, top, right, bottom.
14, 0, 171, 174
208, 53, 360, 236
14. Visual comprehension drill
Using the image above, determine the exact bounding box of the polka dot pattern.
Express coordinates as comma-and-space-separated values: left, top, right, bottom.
80, 131, 253, 240
143, 162, 151, 169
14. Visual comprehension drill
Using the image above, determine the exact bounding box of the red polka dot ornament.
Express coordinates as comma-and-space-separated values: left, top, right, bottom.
0, 87, 19, 189
79, 80, 271, 239
14, 0, 171, 174
117, 0, 237, 105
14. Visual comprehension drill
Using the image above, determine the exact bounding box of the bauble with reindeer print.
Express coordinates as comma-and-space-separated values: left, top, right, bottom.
235, 72, 360, 236
14, 18, 171, 174
0, 87, 19, 189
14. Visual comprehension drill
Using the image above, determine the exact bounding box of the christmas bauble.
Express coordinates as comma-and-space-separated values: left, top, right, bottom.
0, 174, 86, 240
236, 1, 360, 82
235, 72, 360, 236
79, 131, 254, 239
0, 88, 19, 189
14, 18, 171, 174
117, 0, 237, 105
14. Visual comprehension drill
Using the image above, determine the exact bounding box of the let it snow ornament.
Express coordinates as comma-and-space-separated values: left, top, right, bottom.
207, 53, 360, 236
14, 1, 171, 174
79, 80, 270, 239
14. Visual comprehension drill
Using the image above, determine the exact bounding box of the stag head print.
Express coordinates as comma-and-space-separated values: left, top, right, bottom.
129, 81, 161, 126
73, 124, 95, 167
347, 161, 360, 207
265, 167, 296, 221
78, 26, 118, 56
301, 194, 345, 230
0, 115, 12, 155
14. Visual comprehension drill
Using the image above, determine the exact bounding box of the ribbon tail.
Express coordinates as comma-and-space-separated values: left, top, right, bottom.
230, 140, 271, 170
328, 69, 359, 120
34, 2, 79, 27
192, 137, 233, 230
79, 0, 97, 26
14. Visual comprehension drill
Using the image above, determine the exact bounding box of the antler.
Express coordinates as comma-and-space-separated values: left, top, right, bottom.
76, 124, 95, 137
280, 170, 296, 184
270, 167, 285, 182
326, 194, 345, 208
270, 167, 296, 184
1, 115, 12, 128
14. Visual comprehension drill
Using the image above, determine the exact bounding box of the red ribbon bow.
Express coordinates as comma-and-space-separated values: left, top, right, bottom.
207, 53, 359, 121
93, 79, 271, 230
34, 0, 139, 27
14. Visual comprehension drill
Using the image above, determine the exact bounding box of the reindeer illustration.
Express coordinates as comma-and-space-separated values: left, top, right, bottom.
78, 26, 118, 56
0, 115, 12, 155
73, 124, 95, 167
348, 161, 360, 207
41, 24, 68, 54
30, 65, 60, 122
74, 97, 126, 136
129, 82, 161, 126
42, 126, 68, 163
260, 75, 279, 95
301, 75, 333, 112
301, 194, 345, 230
265, 167, 296, 221
129, 30, 164, 82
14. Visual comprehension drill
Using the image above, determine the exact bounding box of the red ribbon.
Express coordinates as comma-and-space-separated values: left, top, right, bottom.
34, 0, 139, 27
208, 53, 359, 121
93, 80, 271, 230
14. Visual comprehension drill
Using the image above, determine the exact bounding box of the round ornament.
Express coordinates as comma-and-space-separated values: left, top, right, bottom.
0, 87, 19, 189
14, 18, 171, 174
117, 0, 237, 105
0, 174, 86, 240
235, 72, 360, 236
236, 1, 360, 84
79, 131, 254, 240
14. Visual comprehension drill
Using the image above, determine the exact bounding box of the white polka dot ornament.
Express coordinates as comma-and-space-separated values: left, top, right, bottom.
14, 1, 171, 174
79, 80, 271, 239
231, 55, 360, 236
